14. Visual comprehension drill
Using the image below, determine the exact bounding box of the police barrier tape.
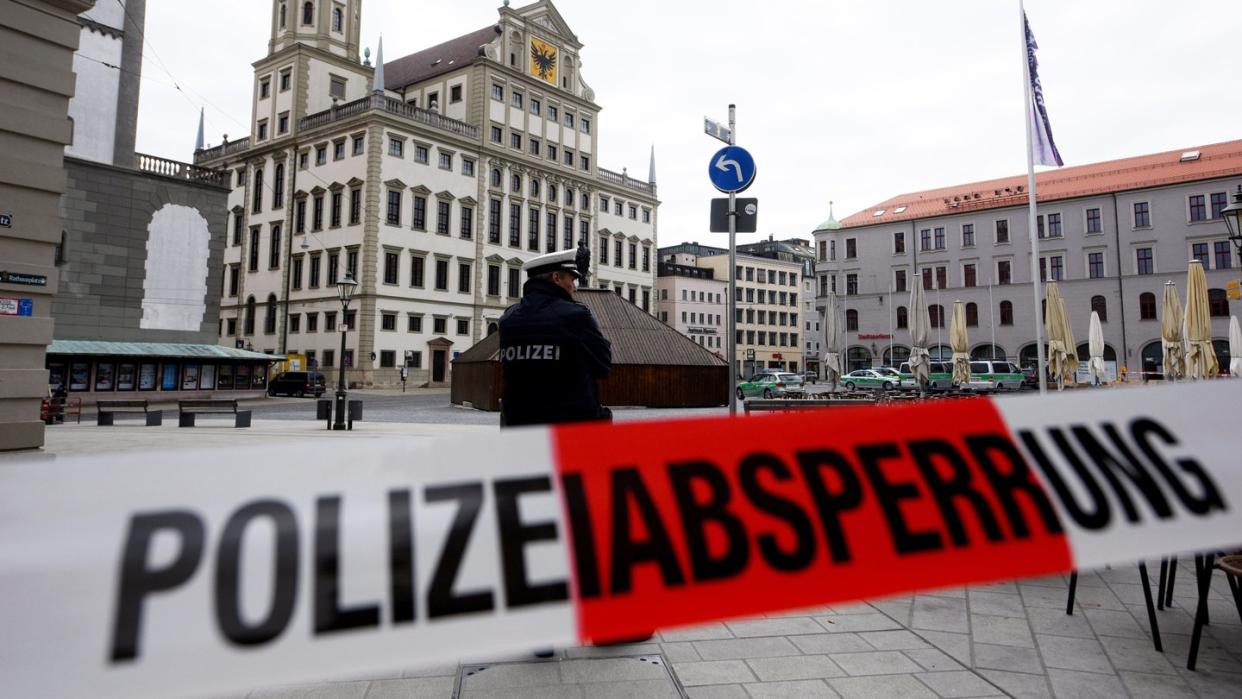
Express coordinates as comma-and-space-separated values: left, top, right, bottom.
2, 382, 1240, 697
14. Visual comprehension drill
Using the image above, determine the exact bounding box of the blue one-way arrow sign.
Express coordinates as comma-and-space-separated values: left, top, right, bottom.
708, 146, 756, 193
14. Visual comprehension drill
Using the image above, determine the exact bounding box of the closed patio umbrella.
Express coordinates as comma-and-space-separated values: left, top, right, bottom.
1184, 260, 1219, 379
1230, 316, 1242, 378
821, 293, 841, 390
908, 282, 931, 393
950, 300, 970, 387
1161, 281, 1184, 381
1058, 290, 1078, 384
1088, 310, 1106, 384
1044, 282, 1075, 389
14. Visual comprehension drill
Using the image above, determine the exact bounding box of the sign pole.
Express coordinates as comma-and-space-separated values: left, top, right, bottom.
727, 103, 738, 416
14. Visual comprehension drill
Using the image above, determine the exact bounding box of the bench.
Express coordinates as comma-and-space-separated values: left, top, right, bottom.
744, 398, 876, 415
42, 397, 82, 424
96, 399, 162, 426
178, 399, 251, 428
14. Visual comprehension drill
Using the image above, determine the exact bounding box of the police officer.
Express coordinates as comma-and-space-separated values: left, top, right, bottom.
499, 249, 611, 427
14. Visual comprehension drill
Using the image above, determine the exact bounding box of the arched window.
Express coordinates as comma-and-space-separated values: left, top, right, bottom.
1090, 295, 1107, 322
490, 168, 501, 187
929, 304, 944, 328
971, 344, 1006, 361
302, 1, 314, 25
548, 184, 557, 202
847, 346, 871, 372
1213, 339, 1231, 370
1019, 343, 1040, 369
846, 309, 858, 331
273, 163, 284, 209
896, 306, 908, 329
332, 6, 343, 31
530, 179, 540, 199
1140, 340, 1164, 379
883, 345, 910, 367
1076, 342, 1117, 362
965, 302, 978, 327
244, 296, 256, 335
279, 2, 287, 28
1209, 288, 1229, 317
487, 322, 498, 336
1139, 292, 1156, 320
264, 294, 277, 334
999, 300, 1013, 326
511, 173, 521, 193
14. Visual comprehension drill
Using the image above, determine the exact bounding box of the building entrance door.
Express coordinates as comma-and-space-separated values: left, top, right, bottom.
432, 350, 446, 382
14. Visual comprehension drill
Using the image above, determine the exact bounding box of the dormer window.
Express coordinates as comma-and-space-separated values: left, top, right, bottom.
302, 1, 313, 26
331, 6, 343, 32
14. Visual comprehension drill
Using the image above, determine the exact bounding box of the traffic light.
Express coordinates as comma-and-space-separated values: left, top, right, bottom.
1227, 278, 1241, 301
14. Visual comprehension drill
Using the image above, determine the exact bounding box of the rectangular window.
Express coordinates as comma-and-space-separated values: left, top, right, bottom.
614, 240, 622, 267
628, 242, 637, 269
410, 256, 425, 287
333, 140, 345, 160
934, 227, 945, 249
599, 235, 609, 265
1192, 242, 1210, 267
563, 215, 574, 250
997, 260, 1011, 285
935, 266, 947, 289
456, 319, 469, 335
920, 228, 931, 251
279, 69, 291, 91
1190, 195, 1207, 222
1050, 255, 1063, 281
434, 259, 449, 291
352, 135, 364, 156
462, 158, 474, 177
491, 83, 503, 101
438, 152, 452, 170
408, 315, 422, 332
510, 132, 522, 150
564, 112, 574, 128
288, 314, 300, 333
846, 273, 858, 295
346, 250, 357, 278
256, 120, 268, 141
530, 97, 541, 115
1136, 247, 1154, 275
511, 91, 523, 109
268, 225, 281, 269
1047, 213, 1062, 238
546, 211, 556, 251
313, 195, 324, 230
307, 253, 321, 288
328, 253, 339, 284
228, 265, 240, 296
548, 105, 558, 121
384, 252, 398, 284
1088, 252, 1105, 278
547, 144, 557, 162
528, 208, 540, 250
330, 77, 345, 99
487, 265, 500, 296
1086, 207, 1102, 233
962, 224, 974, 247
489, 199, 501, 244
894, 269, 907, 292
1134, 201, 1151, 228
963, 263, 976, 288
432, 318, 446, 335
461, 206, 474, 240
293, 202, 305, 233
412, 144, 428, 164
508, 267, 520, 298
292, 257, 303, 289
490, 126, 502, 143
1215, 241, 1234, 269
379, 350, 396, 368
458, 263, 471, 293
845, 238, 856, 259
349, 189, 361, 225
995, 219, 1009, 244
307, 314, 318, 333
437, 201, 450, 235
381, 314, 396, 331
387, 191, 401, 225
509, 204, 521, 246
564, 149, 574, 166
330, 191, 342, 227
642, 246, 650, 272
388, 138, 403, 157
1211, 192, 1228, 219
278, 113, 289, 135
529, 138, 540, 156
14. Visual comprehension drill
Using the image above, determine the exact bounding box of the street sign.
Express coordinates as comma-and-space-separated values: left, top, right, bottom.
0, 270, 47, 286
708, 146, 756, 193
1227, 278, 1241, 300
710, 197, 757, 233
745, 348, 755, 360
18, 299, 32, 316
1, 298, 34, 316
0, 212, 11, 228
703, 117, 732, 145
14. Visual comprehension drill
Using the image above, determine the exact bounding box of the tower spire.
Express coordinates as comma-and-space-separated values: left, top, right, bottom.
648, 144, 656, 185
372, 35, 385, 93
194, 107, 205, 152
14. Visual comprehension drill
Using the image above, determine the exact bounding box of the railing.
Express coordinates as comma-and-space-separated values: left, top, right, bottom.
136, 153, 230, 187
298, 94, 480, 139
597, 167, 656, 196
192, 138, 251, 164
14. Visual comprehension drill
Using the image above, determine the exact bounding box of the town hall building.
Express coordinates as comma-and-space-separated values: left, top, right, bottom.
195, 0, 658, 387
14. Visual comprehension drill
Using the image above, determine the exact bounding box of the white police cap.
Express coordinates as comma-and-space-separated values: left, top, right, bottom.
522, 249, 581, 278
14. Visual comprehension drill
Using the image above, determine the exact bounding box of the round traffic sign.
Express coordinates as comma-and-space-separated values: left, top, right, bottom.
708, 146, 756, 193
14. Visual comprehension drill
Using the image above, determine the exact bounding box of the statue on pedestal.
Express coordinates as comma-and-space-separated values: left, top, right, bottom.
575, 240, 591, 287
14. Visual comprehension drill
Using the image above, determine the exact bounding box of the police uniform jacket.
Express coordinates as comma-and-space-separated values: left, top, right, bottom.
499, 278, 611, 426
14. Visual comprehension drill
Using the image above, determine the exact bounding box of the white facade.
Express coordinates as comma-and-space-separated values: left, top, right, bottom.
198, 0, 658, 386
66, 0, 142, 165
654, 264, 727, 358
693, 253, 804, 375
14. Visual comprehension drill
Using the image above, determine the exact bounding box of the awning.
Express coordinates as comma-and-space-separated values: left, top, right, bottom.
47, 340, 278, 361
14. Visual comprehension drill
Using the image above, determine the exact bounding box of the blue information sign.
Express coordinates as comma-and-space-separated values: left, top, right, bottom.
707, 146, 757, 193
18, 299, 33, 316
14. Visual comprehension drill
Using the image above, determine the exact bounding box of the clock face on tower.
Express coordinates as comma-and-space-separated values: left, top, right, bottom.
529, 37, 558, 84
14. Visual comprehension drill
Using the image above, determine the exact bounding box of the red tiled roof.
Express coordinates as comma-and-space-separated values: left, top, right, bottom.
384, 25, 500, 91
838, 139, 1242, 229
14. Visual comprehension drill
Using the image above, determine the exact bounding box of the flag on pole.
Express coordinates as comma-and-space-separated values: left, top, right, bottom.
1024, 12, 1062, 167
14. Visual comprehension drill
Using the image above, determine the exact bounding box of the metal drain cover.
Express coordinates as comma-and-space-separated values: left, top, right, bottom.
456, 654, 683, 697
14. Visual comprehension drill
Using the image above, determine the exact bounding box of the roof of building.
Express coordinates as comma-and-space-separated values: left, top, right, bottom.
839, 139, 1242, 229
453, 289, 726, 366
383, 25, 500, 91
47, 340, 277, 361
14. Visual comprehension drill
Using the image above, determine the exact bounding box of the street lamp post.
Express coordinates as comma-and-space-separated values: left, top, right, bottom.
1222, 184, 1242, 260
333, 272, 358, 431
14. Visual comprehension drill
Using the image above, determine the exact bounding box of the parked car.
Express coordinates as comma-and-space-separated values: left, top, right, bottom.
1021, 367, 1040, 390
968, 360, 1025, 391
801, 371, 818, 384
842, 369, 898, 392
267, 370, 326, 397
737, 372, 799, 399
896, 361, 954, 391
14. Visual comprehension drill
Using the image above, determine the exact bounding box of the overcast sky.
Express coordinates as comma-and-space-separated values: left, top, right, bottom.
132, 0, 1242, 247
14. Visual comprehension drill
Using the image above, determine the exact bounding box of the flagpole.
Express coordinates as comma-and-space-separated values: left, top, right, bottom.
1021, 0, 1048, 395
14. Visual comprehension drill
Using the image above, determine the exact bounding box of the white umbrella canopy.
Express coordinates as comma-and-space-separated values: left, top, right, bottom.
1088, 311, 1106, 382
1230, 316, 1242, 378
908, 283, 931, 387
1184, 260, 1219, 379
949, 300, 970, 386
1044, 282, 1076, 386
1161, 282, 1185, 381
821, 294, 841, 386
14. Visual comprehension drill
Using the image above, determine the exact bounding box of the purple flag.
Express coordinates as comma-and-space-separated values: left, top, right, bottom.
1025, 12, 1063, 167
